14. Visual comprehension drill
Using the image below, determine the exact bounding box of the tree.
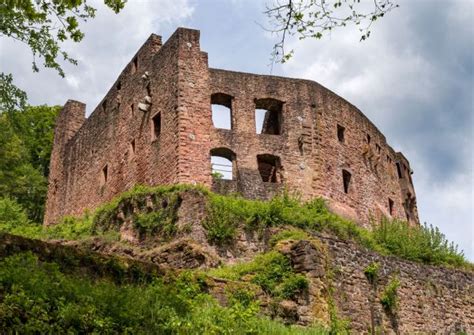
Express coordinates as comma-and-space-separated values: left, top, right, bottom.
0, 0, 126, 112
0, 105, 59, 222
265, 0, 399, 63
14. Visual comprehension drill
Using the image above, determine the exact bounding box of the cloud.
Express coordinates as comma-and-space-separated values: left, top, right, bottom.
280, 0, 473, 259
1, 0, 194, 115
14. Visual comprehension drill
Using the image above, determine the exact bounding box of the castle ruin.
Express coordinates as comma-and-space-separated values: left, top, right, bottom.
44, 28, 419, 227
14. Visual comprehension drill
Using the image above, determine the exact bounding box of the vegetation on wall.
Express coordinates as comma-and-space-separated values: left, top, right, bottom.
380, 276, 400, 313
0, 184, 470, 269
0, 252, 326, 334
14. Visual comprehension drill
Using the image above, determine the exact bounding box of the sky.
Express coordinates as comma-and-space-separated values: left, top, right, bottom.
1, 0, 472, 260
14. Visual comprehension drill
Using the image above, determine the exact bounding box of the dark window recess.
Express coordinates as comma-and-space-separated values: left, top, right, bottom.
211, 93, 233, 130
389, 198, 394, 215
101, 165, 108, 185
396, 162, 403, 179
132, 57, 138, 73
257, 154, 282, 183
342, 169, 351, 194
131, 104, 134, 116
117, 81, 122, 91
337, 124, 345, 142
210, 147, 236, 180
102, 100, 107, 111
152, 113, 161, 139
366, 134, 371, 144
255, 98, 283, 135
130, 139, 136, 156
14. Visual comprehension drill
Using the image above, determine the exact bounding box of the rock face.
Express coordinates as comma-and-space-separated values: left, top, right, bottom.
45, 27, 418, 228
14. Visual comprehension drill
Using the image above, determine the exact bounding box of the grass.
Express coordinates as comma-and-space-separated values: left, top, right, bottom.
0, 184, 471, 269
0, 252, 327, 334
209, 251, 309, 300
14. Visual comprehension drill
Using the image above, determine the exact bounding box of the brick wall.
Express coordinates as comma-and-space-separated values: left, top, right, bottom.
44, 28, 419, 227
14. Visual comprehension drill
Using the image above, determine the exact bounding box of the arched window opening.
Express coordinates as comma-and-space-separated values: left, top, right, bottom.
210, 147, 236, 180
211, 93, 232, 130
255, 98, 283, 135
257, 154, 282, 183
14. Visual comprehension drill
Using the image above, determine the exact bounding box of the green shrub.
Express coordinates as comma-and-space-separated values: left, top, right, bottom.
279, 274, 309, 299
0, 197, 30, 227
269, 228, 311, 247
364, 262, 380, 286
372, 219, 467, 267
209, 251, 308, 300
380, 276, 400, 312
0, 252, 326, 334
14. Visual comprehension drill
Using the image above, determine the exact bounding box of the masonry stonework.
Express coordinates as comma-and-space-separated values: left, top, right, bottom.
44, 28, 419, 227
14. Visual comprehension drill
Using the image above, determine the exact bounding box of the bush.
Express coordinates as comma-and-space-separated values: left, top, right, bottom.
364, 262, 380, 286
380, 276, 400, 313
372, 219, 467, 267
0, 252, 325, 334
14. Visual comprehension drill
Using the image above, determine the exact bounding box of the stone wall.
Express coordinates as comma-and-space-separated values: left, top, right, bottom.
324, 236, 473, 334
45, 27, 419, 227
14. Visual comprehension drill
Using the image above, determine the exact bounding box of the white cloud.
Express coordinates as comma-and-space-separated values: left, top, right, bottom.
1, 0, 194, 114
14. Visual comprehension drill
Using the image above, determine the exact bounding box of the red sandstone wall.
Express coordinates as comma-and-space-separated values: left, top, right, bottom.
208, 69, 417, 226
44, 28, 418, 226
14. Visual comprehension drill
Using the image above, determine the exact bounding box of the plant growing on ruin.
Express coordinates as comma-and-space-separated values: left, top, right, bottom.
380, 276, 400, 313
364, 262, 380, 286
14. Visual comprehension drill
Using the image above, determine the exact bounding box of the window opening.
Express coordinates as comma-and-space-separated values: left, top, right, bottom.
131, 57, 138, 74
101, 165, 108, 186
337, 124, 345, 143
211, 93, 232, 129
102, 99, 107, 111
396, 162, 403, 179
376, 144, 381, 153
389, 198, 394, 215
130, 139, 136, 157
210, 148, 236, 180
117, 81, 121, 91
366, 134, 371, 144
255, 98, 283, 135
257, 154, 282, 183
342, 169, 351, 194
152, 113, 161, 140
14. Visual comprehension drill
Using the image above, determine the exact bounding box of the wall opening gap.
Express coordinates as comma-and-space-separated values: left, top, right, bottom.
342, 169, 351, 194
337, 124, 345, 143
101, 165, 108, 186
211, 93, 232, 130
257, 154, 282, 183
396, 162, 403, 179
152, 113, 161, 140
255, 98, 283, 135
210, 148, 236, 180
389, 198, 394, 215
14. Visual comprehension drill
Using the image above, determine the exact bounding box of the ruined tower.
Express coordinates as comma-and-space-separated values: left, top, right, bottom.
44, 28, 419, 227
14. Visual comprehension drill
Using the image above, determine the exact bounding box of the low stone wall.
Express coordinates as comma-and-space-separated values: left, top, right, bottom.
322, 236, 473, 334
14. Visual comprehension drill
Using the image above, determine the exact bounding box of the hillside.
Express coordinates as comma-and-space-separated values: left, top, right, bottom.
1, 185, 472, 334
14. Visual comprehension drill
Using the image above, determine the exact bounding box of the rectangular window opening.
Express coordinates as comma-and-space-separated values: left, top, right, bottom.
389, 198, 394, 215
255, 98, 283, 135
152, 113, 161, 140
101, 165, 108, 186
102, 100, 107, 111
366, 134, 371, 144
396, 162, 403, 179
376, 144, 381, 153
342, 169, 351, 194
211, 93, 233, 130
130, 139, 136, 157
257, 154, 282, 183
337, 124, 345, 143
117, 81, 122, 91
